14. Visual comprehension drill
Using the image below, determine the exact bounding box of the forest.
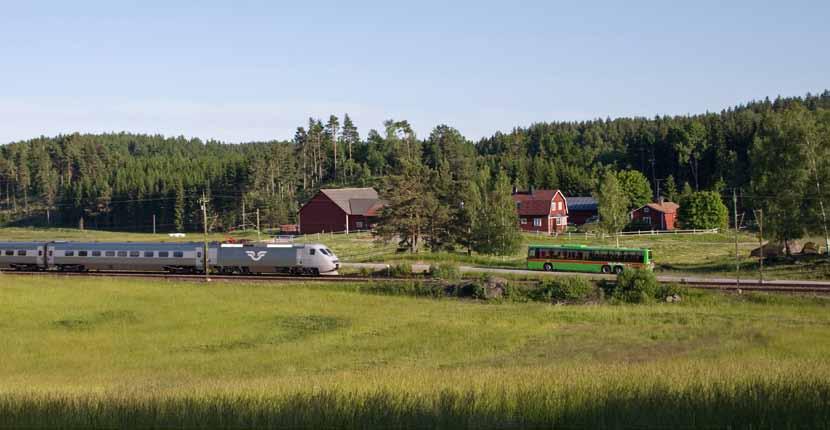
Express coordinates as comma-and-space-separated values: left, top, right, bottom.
0, 91, 829, 246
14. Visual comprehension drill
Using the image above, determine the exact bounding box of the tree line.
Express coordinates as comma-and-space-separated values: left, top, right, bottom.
0, 91, 828, 253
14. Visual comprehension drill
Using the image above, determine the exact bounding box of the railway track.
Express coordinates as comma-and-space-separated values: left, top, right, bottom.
674, 279, 830, 294
0, 269, 390, 283
3, 269, 829, 294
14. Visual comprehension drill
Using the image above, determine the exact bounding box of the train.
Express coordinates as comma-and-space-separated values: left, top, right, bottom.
0, 241, 340, 275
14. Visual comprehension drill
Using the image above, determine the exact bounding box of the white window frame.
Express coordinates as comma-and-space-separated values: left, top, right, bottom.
644, 207, 650, 213
356, 221, 364, 229
643, 216, 652, 224
533, 218, 542, 227
520, 217, 527, 225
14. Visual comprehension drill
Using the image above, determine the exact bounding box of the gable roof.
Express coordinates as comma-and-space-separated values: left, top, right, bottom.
637, 201, 680, 214
512, 189, 567, 216
318, 188, 383, 216
566, 196, 598, 211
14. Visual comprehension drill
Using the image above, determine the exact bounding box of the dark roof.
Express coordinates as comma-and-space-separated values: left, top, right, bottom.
637, 201, 680, 213
566, 196, 598, 211
512, 189, 566, 216
319, 188, 383, 216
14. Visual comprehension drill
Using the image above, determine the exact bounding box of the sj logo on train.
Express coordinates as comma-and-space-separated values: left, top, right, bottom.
245, 251, 268, 261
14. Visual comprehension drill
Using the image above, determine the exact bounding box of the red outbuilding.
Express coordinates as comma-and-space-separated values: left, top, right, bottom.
630, 201, 679, 231
298, 188, 384, 234
512, 189, 569, 234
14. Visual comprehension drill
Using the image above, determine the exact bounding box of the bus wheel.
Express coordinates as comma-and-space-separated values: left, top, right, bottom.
613, 266, 624, 275
601, 265, 611, 274
543, 263, 553, 272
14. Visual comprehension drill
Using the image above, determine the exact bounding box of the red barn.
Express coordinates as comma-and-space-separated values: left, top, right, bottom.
299, 188, 384, 234
630, 201, 679, 230
512, 189, 569, 234
565, 196, 598, 225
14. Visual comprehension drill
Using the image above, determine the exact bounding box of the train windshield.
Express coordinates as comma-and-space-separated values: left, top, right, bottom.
318, 248, 331, 256
325, 248, 336, 257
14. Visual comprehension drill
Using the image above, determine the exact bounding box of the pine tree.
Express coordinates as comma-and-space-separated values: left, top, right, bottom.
174, 179, 185, 232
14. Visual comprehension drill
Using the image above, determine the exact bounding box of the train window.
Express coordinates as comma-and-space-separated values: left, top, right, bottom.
78, 251, 88, 257
197, 252, 202, 258
106, 251, 115, 257
144, 251, 154, 258
173, 251, 183, 258
159, 251, 169, 258
49, 250, 53, 257
129, 251, 140, 257
92, 251, 102, 257
65, 251, 74, 257
4, 250, 12, 256
309, 249, 316, 255
117, 251, 127, 257
17, 250, 26, 256
38, 250, 43, 256
528, 248, 537, 258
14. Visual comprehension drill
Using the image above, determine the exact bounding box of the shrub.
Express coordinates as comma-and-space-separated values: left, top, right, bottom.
613, 269, 659, 303
428, 263, 461, 281
387, 263, 413, 278
363, 281, 445, 298
530, 277, 595, 303
655, 283, 687, 301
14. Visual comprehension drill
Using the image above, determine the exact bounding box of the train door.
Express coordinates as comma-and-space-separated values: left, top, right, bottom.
37, 244, 47, 269
295, 245, 303, 267
195, 246, 204, 271
46, 243, 56, 267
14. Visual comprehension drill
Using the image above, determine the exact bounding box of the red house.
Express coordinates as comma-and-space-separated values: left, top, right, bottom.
299, 188, 384, 234
512, 189, 569, 234
630, 201, 679, 230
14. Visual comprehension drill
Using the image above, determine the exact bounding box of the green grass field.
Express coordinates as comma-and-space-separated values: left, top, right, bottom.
1, 227, 829, 280
1, 275, 829, 428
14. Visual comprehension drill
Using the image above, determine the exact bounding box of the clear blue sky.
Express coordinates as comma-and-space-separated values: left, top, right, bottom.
1, 0, 828, 144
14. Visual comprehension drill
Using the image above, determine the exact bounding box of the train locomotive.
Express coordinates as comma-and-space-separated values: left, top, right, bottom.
0, 241, 339, 275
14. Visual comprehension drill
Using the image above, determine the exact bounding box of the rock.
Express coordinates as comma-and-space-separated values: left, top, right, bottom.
665, 295, 674, 303
672, 294, 681, 302
802, 242, 819, 255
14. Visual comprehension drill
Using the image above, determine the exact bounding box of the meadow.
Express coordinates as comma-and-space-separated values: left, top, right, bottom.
1, 274, 829, 428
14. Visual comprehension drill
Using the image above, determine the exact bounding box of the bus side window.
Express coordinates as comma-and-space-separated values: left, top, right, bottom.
528, 248, 536, 258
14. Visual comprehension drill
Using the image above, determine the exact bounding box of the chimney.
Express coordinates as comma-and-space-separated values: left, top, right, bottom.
658, 196, 665, 204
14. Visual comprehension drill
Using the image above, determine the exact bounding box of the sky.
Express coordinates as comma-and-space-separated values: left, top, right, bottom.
1, 0, 828, 144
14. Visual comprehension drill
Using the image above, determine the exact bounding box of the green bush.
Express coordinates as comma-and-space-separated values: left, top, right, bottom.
530, 277, 595, 303
613, 269, 659, 303
428, 263, 461, 281
387, 263, 413, 278
655, 283, 687, 300
363, 281, 445, 298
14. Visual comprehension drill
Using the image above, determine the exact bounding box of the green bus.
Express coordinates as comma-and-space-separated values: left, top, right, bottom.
527, 244, 653, 274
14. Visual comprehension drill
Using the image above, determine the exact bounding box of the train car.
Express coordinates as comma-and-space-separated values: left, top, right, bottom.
527, 244, 653, 274
47, 242, 204, 273
0, 242, 47, 270
212, 242, 339, 275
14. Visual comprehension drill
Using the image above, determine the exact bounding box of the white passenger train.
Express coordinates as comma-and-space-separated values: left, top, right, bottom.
0, 241, 339, 275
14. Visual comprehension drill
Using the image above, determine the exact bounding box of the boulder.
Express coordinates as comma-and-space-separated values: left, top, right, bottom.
801, 242, 819, 255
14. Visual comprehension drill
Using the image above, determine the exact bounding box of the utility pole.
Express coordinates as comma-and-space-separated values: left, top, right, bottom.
755, 209, 764, 284
256, 208, 261, 241
152, 214, 156, 234
200, 191, 210, 281
733, 189, 740, 287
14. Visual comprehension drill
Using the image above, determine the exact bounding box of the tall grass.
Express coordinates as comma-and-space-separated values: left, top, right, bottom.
2, 275, 830, 428
2, 369, 829, 428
